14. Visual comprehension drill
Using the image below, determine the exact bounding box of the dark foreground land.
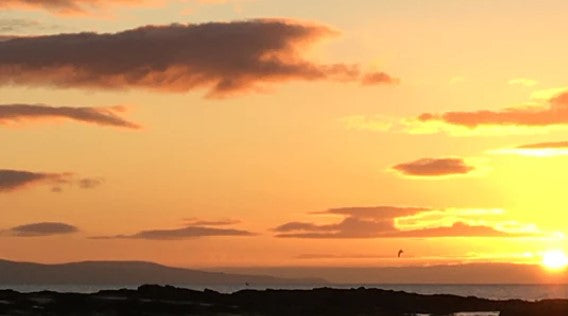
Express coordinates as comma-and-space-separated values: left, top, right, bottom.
1, 285, 567, 316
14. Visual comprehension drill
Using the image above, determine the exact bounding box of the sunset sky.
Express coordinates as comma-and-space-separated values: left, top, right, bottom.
1, 0, 567, 270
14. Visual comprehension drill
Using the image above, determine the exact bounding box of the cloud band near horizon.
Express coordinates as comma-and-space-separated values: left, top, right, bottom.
91, 222, 255, 240
274, 206, 541, 239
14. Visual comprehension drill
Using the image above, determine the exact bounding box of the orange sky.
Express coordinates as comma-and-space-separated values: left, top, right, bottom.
0, 0, 567, 271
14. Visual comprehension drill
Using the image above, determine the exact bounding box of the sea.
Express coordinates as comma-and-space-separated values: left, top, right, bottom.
1, 284, 567, 302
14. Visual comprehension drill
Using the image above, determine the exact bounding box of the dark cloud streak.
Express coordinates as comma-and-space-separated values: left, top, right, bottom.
78, 178, 104, 189
0, 169, 67, 192
0, 169, 104, 193
361, 71, 399, 85
0, 0, 144, 13
6, 222, 78, 237
92, 223, 255, 240
419, 92, 568, 128
0, 104, 139, 129
0, 20, 395, 96
392, 158, 474, 176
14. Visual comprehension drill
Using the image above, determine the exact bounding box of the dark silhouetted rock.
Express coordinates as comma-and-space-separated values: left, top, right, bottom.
0, 285, 566, 315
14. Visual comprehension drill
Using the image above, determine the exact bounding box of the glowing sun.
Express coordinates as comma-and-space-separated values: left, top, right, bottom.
541, 250, 568, 270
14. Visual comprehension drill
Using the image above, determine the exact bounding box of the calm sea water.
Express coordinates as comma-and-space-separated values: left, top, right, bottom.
1, 284, 567, 301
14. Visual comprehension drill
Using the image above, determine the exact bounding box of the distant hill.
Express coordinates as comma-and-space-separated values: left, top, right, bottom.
216, 263, 568, 284
0, 259, 327, 286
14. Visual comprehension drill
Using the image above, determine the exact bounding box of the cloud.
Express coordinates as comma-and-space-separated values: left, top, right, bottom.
0, 19, 41, 33
92, 221, 255, 240
321, 206, 428, 218
0, 18, 63, 35
361, 72, 399, 85
184, 218, 241, 226
0, 20, 395, 97
275, 206, 540, 239
0, 169, 104, 193
339, 114, 559, 137
492, 141, 568, 157
274, 206, 423, 238
392, 158, 474, 177
0, 104, 139, 129
0, 169, 68, 192
296, 252, 537, 262
5, 222, 79, 237
389, 222, 516, 238
78, 177, 104, 189
296, 253, 398, 259
517, 141, 568, 149
0, 0, 148, 14
418, 92, 568, 128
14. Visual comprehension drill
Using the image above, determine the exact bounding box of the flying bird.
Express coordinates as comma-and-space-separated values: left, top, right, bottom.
398, 249, 404, 258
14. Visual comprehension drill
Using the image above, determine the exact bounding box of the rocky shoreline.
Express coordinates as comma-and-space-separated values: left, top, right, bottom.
1, 284, 567, 315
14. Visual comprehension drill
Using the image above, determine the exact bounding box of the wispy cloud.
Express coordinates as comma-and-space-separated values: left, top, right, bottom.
339, 114, 562, 137
0, 169, 69, 192
517, 141, 568, 149
0, 104, 139, 129
275, 206, 543, 239
361, 71, 399, 86
0, 18, 60, 34
398, 91, 568, 136
296, 251, 540, 265
296, 253, 398, 259
0, 0, 150, 14
418, 92, 568, 128
92, 220, 255, 240
0, 169, 104, 193
183, 218, 241, 226
4, 222, 79, 237
392, 158, 475, 177
77, 177, 104, 189
492, 141, 568, 157
0, 20, 396, 97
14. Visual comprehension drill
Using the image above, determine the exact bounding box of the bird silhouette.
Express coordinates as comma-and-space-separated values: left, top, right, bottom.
397, 249, 404, 258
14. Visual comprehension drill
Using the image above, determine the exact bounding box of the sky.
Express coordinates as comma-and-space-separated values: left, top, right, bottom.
0, 0, 567, 272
